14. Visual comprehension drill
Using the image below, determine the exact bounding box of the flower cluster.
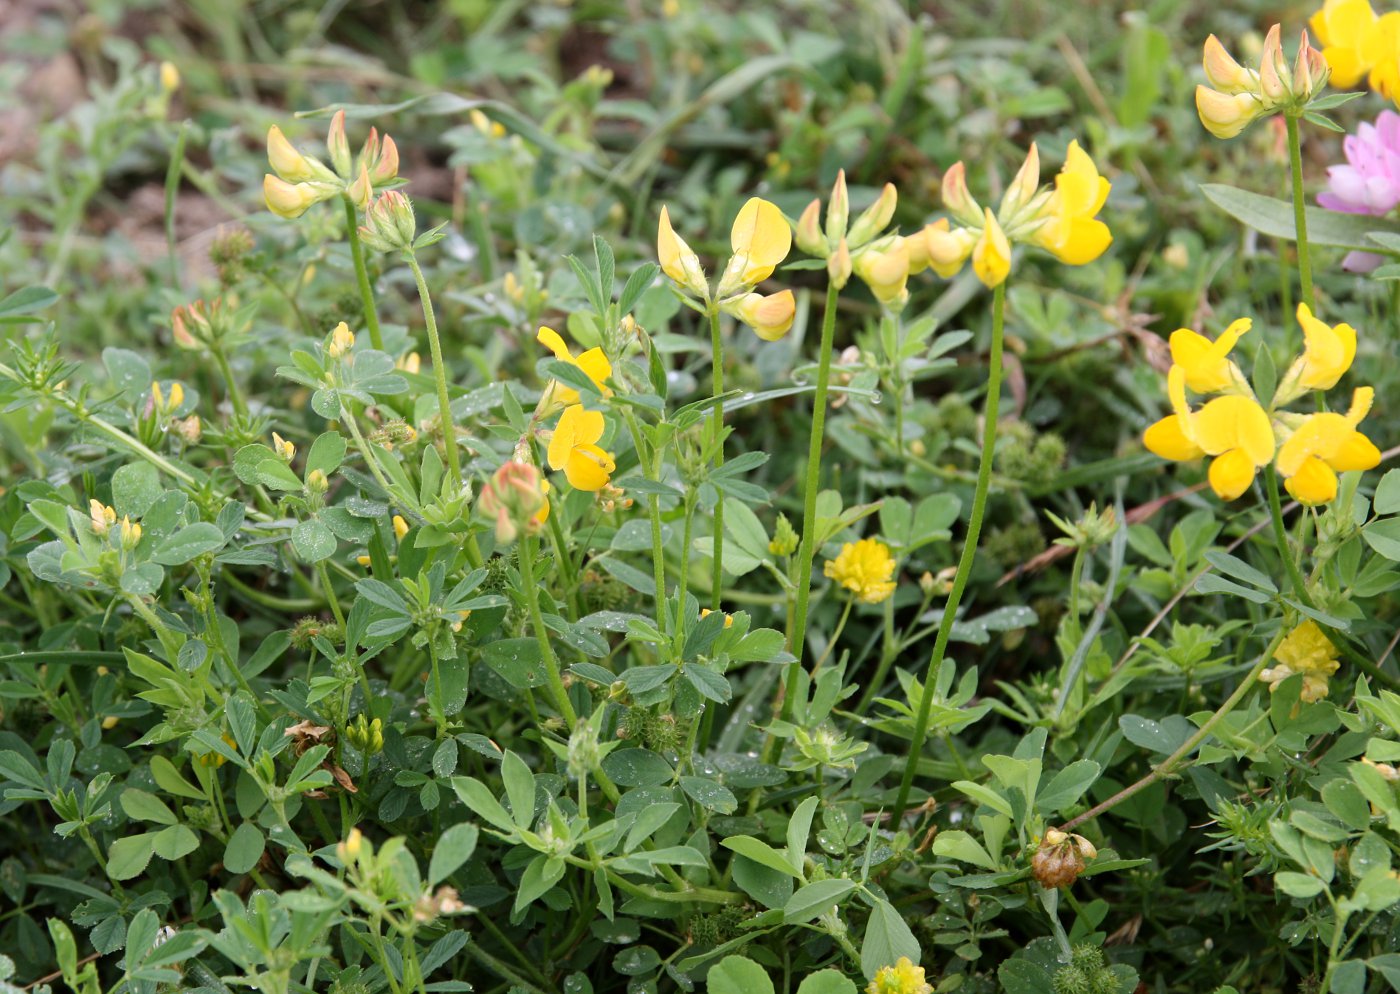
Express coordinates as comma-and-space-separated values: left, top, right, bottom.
920, 141, 1112, 288
1318, 109, 1400, 270
263, 110, 400, 219
824, 537, 897, 604
657, 197, 795, 340
867, 957, 932, 994
1142, 306, 1381, 504
1196, 26, 1330, 139
793, 172, 908, 305
1311, 0, 1400, 104
1260, 620, 1341, 701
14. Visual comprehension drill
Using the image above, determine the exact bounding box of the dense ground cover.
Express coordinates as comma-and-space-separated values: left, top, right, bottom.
3, 1, 1400, 992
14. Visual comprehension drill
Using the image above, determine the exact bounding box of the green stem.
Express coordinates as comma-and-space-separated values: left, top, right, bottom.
1059, 627, 1286, 833
1285, 114, 1314, 311
708, 306, 725, 612
786, 279, 842, 684
890, 281, 1006, 825
344, 196, 384, 351
317, 561, 346, 629
211, 344, 248, 419
621, 407, 668, 636
405, 253, 461, 490
519, 533, 576, 729
1266, 466, 1313, 604
811, 596, 854, 677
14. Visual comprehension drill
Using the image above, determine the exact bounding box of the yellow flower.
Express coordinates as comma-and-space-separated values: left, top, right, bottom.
89, 500, 116, 536
916, 219, 977, 278
824, 537, 897, 604
1310, 0, 1400, 95
267, 125, 323, 183
1203, 33, 1262, 93
393, 515, 410, 542
198, 733, 238, 768
1143, 366, 1275, 500
160, 61, 180, 94
119, 516, 142, 550
700, 608, 734, 628
867, 957, 932, 994
720, 290, 796, 342
546, 405, 616, 492
537, 326, 612, 407
397, 352, 421, 375
272, 432, 296, 463
263, 174, 337, 219
151, 381, 184, 417
1169, 318, 1251, 394
657, 206, 708, 298
1195, 86, 1265, 140
328, 321, 355, 359
1261, 620, 1340, 702
1031, 141, 1113, 265
1275, 387, 1381, 504
852, 238, 911, 307
971, 209, 1011, 288
1278, 303, 1356, 399
721, 197, 792, 290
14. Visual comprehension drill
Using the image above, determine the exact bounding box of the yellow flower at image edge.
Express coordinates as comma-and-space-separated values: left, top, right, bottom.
1311, 0, 1400, 97
547, 405, 616, 492
824, 538, 897, 604
1261, 620, 1340, 702
867, 957, 933, 994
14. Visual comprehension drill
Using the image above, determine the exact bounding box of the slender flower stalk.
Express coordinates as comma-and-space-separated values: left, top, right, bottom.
344, 196, 385, 351
1285, 114, 1316, 311
519, 532, 577, 730
787, 279, 842, 673
405, 253, 461, 490
709, 306, 725, 611
891, 282, 1006, 825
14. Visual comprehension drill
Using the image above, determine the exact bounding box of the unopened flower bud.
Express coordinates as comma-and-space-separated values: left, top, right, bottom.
307, 469, 329, 493
175, 415, 202, 444
795, 198, 825, 256
828, 237, 852, 290
159, 61, 180, 94
338, 827, 363, 863
346, 162, 372, 211
479, 461, 548, 543
360, 190, 416, 252
769, 512, 799, 556
1195, 86, 1263, 140
1000, 143, 1041, 220
326, 110, 352, 178
848, 182, 899, 248
90, 500, 116, 536
272, 432, 295, 463
328, 321, 355, 359
1258, 25, 1288, 103
657, 206, 709, 298
370, 134, 399, 185
941, 161, 982, 225
825, 169, 849, 244
1202, 34, 1258, 94
263, 175, 339, 219
119, 516, 142, 551
853, 238, 910, 308
392, 514, 409, 542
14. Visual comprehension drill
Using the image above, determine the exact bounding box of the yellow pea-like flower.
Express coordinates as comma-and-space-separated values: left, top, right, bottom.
1260, 620, 1340, 702
1276, 386, 1381, 504
721, 290, 796, 342
1168, 318, 1251, 394
1031, 141, 1113, 266
1283, 303, 1357, 395
971, 209, 1011, 288
536, 326, 612, 408
823, 537, 897, 605
656, 206, 708, 298
267, 125, 320, 183
718, 197, 793, 294
852, 238, 911, 306
546, 405, 616, 492
1195, 86, 1264, 140
89, 500, 116, 536
1144, 366, 1275, 500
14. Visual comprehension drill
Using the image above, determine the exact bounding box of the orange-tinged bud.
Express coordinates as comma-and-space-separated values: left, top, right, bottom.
941, 161, 981, 225
371, 134, 399, 185
327, 110, 352, 177
479, 462, 547, 543
795, 198, 825, 256
825, 169, 849, 243
828, 237, 852, 289
1259, 24, 1288, 102
346, 162, 372, 211
1000, 142, 1041, 219
725, 289, 796, 341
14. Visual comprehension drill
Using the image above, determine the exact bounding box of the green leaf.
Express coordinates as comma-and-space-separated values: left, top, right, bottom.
783, 879, 857, 923
151, 523, 225, 566
107, 833, 157, 880
1365, 518, 1400, 562
1274, 871, 1325, 898
796, 970, 857, 994
1203, 551, 1277, 593
429, 823, 479, 886
1036, 760, 1102, 815
292, 520, 337, 563
1202, 183, 1400, 252
680, 776, 736, 813
501, 751, 536, 829
952, 780, 1014, 818
120, 788, 178, 826
306, 432, 347, 478
149, 756, 204, 800
449, 777, 515, 832
931, 830, 996, 870
860, 897, 921, 980
112, 463, 162, 520
0, 285, 59, 323
1375, 470, 1400, 516
224, 822, 265, 875
513, 855, 565, 913
707, 955, 775, 994
151, 823, 199, 860
722, 836, 803, 878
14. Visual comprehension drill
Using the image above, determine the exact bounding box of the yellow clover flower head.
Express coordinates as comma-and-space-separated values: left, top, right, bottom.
867, 957, 932, 994
536, 326, 613, 410
1261, 620, 1341, 702
1276, 387, 1381, 505
824, 537, 897, 604
546, 404, 617, 492
928, 142, 1111, 289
